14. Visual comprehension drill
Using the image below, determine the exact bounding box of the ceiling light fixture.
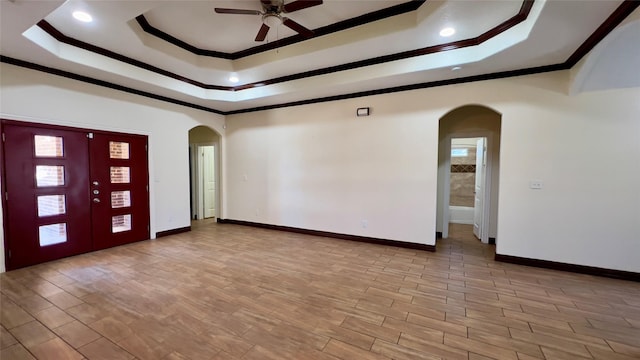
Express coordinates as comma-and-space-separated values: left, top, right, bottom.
229, 75, 239, 83
72, 11, 93, 23
439, 27, 455, 37
262, 14, 283, 28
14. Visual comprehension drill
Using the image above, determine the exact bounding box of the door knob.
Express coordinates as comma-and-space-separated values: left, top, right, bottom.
93, 198, 101, 203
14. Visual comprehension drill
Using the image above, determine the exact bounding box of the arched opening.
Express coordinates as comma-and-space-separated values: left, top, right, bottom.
188, 126, 222, 221
437, 105, 502, 244
570, 18, 640, 94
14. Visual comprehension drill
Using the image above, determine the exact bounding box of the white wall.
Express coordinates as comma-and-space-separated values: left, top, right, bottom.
2, 61, 639, 275
570, 9, 640, 94
0, 63, 224, 272
497, 84, 640, 272
226, 71, 640, 273
449, 206, 474, 225
226, 99, 439, 245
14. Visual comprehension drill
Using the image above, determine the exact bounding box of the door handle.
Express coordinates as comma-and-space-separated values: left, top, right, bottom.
93, 198, 101, 203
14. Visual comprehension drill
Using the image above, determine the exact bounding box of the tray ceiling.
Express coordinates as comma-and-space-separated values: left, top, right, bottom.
1, 0, 637, 113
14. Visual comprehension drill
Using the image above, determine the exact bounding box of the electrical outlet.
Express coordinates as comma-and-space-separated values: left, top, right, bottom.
529, 180, 543, 189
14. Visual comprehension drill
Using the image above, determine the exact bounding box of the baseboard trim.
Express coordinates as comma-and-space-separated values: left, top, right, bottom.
155, 226, 191, 238
217, 218, 435, 252
495, 254, 640, 282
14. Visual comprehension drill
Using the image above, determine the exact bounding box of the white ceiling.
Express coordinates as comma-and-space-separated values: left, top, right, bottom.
0, 0, 636, 113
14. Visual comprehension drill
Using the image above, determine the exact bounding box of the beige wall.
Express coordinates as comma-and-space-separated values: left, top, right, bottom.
225, 71, 640, 272
225, 96, 437, 244
1, 62, 639, 274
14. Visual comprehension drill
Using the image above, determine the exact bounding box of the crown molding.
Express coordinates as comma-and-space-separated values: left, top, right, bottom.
36, 0, 533, 92
2, 0, 637, 115
136, 0, 426, 60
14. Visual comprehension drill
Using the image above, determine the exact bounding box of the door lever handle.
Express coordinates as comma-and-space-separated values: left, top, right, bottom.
93, 198, 101, 203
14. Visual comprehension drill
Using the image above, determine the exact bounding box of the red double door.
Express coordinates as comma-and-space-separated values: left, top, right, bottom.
2, 121, 150, 270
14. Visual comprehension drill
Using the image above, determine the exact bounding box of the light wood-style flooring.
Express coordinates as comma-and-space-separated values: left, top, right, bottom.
1, 221, 640, 360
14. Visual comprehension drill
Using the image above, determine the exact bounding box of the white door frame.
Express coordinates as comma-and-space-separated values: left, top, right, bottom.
441, 131, 494, 243
190, 142, 219, 220
473, 137, 486, 240
197, 145, 216, 219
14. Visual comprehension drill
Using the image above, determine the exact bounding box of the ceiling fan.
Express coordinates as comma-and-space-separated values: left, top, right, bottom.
214, 0, 323, 42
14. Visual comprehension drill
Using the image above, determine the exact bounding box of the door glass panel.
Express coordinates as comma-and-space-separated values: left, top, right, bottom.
111, 191, 131, 208
37, 195, 66, 217
112, 214, 132, 233
110, 167, 130, 184
39, 223, 67, 246
36, 165, 65, 187
110, 142, 130, 159
35, 135, 64, 157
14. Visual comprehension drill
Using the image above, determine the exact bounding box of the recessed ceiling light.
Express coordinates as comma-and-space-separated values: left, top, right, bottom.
439, 27, 455, 37
72, 11, 93, 23
452, 66, 462, 71
229, 75, 239, 83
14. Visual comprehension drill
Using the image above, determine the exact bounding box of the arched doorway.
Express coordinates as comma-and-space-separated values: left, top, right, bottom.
188, 126, 221, 220
437, 105, 502, 243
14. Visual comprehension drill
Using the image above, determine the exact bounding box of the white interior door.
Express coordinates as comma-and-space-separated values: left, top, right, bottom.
473, 138, 486, 239
202, 146, 216, 218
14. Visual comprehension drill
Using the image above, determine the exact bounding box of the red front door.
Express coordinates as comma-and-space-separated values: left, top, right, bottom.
2, 124, 93, 268
89, 132, 149, 250
2, 121, 150, 270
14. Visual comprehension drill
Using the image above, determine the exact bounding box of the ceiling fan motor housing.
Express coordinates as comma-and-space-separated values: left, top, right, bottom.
214, 0, 322, 41
262, 0, 283, 13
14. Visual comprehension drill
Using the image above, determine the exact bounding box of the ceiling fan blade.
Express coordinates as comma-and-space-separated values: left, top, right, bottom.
283, 0, 323, 13
282, 17, 313, 37
255, 23, 270, 41
214, 8, 262, 15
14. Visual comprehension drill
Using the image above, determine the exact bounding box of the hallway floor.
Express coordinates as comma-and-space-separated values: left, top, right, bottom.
1, 222, 639, 359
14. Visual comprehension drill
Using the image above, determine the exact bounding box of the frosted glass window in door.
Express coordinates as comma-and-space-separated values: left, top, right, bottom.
39, 223, 67, 246
109, 142, 130, 159
36, 166, 65, 187
35, 135, 64, 157
110, 167, 130, 183
111, 191, 131, 208
37, 195, 66, 217
112, 214, 132, 233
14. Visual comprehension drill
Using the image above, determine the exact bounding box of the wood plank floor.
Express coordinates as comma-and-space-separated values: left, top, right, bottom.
1, 221, 640, 360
